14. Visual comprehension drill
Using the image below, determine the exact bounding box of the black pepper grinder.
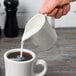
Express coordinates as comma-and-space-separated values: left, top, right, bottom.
4, 0, 19, 37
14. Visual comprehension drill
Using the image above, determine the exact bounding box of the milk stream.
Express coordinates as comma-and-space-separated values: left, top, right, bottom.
20, 41, 24, 58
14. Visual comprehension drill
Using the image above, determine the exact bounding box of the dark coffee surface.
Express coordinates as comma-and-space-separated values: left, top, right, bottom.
7, 51, 32, 61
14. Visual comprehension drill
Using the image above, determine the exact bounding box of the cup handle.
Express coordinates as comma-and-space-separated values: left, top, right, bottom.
34, 59, 47, 76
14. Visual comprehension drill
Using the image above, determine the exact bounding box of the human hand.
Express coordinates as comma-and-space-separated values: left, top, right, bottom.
40, 0, 71, 18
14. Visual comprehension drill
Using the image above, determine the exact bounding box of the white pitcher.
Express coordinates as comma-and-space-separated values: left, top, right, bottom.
22, 14, 57, 51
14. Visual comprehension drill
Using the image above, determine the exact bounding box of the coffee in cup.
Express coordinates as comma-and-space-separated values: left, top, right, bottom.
7, 51, 32, 61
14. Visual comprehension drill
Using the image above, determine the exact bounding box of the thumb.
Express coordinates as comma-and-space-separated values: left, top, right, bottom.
40, 0, 50, 14
40, 0, 59, 14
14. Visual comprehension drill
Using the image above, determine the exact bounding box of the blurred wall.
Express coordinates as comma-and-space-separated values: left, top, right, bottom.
0, 0, 76, 29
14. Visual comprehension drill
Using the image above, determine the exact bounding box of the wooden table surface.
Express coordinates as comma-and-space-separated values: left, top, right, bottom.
0, 28, 76, 76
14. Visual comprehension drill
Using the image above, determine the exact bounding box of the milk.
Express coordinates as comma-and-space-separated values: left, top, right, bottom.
20, 41, 24, 58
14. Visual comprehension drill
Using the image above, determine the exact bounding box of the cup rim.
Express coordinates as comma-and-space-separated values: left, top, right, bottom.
4, 48, 36, 64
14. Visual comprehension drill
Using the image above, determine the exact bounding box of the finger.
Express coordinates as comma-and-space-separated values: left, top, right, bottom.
55, 8, 63, 18
60, 0, 70, 5
63, 4, 70, 15
47, 8, 58, 17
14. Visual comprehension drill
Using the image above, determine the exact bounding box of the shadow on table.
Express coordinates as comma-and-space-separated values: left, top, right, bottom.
0, 68, 2, 76
0, 68, 5, 76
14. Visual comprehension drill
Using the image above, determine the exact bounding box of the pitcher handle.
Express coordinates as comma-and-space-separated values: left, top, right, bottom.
45, 14, 55, 28
51, 17, 55, 28
34, 59, 47, 76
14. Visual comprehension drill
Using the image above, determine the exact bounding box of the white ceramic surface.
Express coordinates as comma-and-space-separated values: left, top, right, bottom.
4, 48, 47, 76
22, 14, 57, 51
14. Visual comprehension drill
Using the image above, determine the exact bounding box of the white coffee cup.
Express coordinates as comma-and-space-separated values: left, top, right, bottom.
4, 48, 47, 76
